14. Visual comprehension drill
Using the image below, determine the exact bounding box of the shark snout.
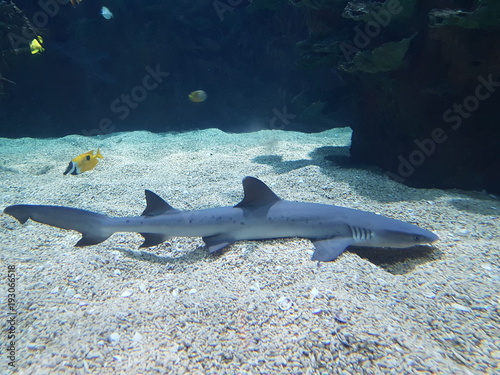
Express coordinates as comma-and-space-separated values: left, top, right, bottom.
426, 231, 439, 244
374, 227, 439, 248
413, 226, 439, 245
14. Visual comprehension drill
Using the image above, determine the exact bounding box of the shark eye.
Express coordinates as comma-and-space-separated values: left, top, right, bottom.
412, 235, 421, 242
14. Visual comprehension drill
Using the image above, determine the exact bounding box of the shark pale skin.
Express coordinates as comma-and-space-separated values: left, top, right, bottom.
3, 177, 438, 261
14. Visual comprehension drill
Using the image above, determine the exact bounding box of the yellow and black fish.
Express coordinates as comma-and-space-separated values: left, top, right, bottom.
29, 36, 44, 55
64, 149, 104, 175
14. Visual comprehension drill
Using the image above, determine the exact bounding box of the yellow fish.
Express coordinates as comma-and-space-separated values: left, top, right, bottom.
30, 36, 45, 55
189, 90, 207, 102
64, 149, 104, 175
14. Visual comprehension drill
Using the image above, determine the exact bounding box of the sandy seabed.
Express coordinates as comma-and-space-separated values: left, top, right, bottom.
0, 128, 499, 374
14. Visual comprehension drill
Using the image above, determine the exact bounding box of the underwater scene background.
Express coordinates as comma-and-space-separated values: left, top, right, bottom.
0, 0, 499, 374
1, 0, 500, 192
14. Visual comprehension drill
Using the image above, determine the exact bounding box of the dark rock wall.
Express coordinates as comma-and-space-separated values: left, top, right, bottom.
295, 0, 500, 193
351, 26, 500, 192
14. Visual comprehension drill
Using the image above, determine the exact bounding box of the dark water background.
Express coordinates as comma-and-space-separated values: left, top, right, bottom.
1, 0, 353, 137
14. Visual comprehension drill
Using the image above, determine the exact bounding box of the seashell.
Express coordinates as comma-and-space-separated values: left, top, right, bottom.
310, 287, 319, 301
481, 263, 493, 271
132, 332, 143, 343
249, 282, 261, 291
334, 312, 348, 323
277, 296, 292, 311
108, 332, 120, 343
450, 303, 472, 312
50, 286, 59, 294
86, 350, 101, 359
121, 289, 133, 298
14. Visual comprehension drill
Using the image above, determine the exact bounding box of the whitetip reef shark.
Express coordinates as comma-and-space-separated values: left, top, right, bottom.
3, 177, 438, 262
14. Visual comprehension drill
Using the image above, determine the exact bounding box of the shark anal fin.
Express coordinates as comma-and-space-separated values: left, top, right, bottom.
76, 233, 111, 247
140, 233, 169, 247
203, 234, 234, 253
311, 238, 354, 262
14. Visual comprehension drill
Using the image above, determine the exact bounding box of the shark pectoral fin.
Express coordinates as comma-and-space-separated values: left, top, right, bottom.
4, 205, 32, 224
311, 238, 354, 262
202, 234, 234, 253
140, 233, 170, 248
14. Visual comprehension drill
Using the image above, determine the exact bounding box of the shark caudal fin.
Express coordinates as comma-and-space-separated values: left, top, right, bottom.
3, 204, 113, 246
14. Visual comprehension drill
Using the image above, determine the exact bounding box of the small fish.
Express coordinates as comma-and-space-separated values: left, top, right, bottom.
30, 36, 44, 55
70, 0, 82, 7
189, 90, 207, 103
101, 6, 113, 20
64, 149, 104, 175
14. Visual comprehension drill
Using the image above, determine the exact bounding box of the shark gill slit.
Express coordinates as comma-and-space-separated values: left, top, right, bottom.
349, 225, 372, 241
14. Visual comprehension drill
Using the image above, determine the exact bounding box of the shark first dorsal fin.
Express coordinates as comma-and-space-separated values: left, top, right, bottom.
142, 190, 179, 216
234, 177, 281, 209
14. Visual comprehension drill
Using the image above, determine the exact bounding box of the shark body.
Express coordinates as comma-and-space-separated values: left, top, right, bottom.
3, 177, 438, 261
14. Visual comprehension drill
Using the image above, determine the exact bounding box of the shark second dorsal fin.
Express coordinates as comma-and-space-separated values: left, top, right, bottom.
234, 177, 281, 209
142, 190, 179, 216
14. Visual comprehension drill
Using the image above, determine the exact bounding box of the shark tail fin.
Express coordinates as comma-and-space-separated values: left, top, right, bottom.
4, 204, 113, 247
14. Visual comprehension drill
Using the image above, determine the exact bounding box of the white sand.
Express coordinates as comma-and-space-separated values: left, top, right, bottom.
1, 128, 499, 374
